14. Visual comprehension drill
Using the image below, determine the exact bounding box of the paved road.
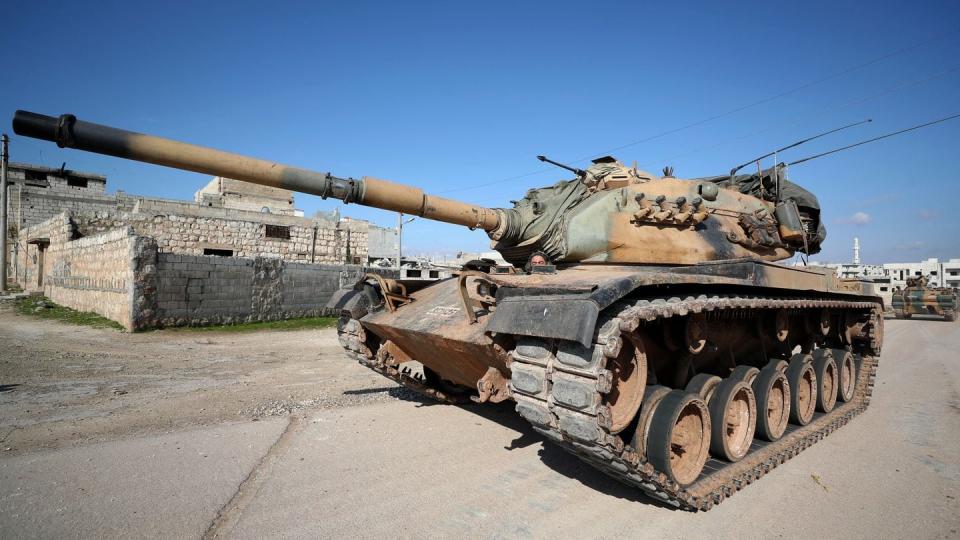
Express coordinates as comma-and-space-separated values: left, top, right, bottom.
1, 318, 958, 539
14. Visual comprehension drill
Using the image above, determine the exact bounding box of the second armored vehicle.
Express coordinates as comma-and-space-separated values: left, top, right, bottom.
13, 110, 883, 510
892, 276, 957, 321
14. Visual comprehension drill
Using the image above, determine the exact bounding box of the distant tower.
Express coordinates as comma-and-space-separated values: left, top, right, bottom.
853, 237, 861, 265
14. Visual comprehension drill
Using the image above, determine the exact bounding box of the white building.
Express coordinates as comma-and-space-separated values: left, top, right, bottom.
939, 258, 960, 288
884, 258, 951, 289
796, 238, 958, 308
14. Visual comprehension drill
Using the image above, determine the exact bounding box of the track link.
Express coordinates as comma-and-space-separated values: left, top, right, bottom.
510, 295, 880, 511
337, 316, 464, 404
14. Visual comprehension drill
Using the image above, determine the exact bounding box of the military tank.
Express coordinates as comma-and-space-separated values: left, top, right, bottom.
892, 276, 957, 321
12, 110, 883, 511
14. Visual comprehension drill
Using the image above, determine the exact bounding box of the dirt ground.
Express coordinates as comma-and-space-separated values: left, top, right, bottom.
1, 303, 958, 539
0, 302, 413, 456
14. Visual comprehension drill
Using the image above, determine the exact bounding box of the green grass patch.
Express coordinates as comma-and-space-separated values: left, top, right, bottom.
14, 296, 125, 330
165, 316, 338, 333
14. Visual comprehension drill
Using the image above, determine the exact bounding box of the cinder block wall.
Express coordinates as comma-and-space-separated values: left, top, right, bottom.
149, 254, 395, 328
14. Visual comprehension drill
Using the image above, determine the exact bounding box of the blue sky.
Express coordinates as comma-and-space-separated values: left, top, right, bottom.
2, 1, 958, 264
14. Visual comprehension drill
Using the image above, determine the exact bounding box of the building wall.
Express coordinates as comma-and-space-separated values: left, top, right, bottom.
3, 163, 400, 284
73, 206, 369, 264
13, 212, 395, 330
806, 257, 960, 293
14, 215, 150, 330
367, 225, 398, 261
6, 164, 114, 232
13, 213, 73, 290
152, 255, 385, 327
194, 176, 297, 215
43, 228, 147, 330
944, 259, 960, 288
884, 258, 947, 288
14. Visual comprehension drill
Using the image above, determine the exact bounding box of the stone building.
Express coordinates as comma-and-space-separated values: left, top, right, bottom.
3, 161, 403, 330
3, 162, 398, 284
194, 176, 300, 216
13, 212, 390, 330
5, 162, 115, 232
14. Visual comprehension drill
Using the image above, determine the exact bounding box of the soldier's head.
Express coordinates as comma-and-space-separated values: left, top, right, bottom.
525, 251, 550, 273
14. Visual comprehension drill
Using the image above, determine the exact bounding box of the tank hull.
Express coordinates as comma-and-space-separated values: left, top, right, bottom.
891, 287, 958, 321
333, 261, 883, 510
348, 261, 876, 386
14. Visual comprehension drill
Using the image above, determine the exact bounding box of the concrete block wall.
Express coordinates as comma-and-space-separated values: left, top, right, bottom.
151, 254, 394, 327
154, 254, 258, 326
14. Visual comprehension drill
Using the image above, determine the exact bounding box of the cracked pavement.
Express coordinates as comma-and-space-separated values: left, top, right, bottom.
0, 305, 958, 539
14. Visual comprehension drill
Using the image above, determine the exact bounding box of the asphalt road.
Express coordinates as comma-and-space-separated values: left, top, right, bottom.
1, 317, 958, 539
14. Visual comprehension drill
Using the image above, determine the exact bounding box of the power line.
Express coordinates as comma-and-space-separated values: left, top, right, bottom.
656, 63, 960, 169
788, 113, 960, 166
728, 119, 872, 176
574, 29, 957, 161
438, 29, 957, 195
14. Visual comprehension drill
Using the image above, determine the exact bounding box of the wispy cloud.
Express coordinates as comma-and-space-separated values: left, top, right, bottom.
858, 193, 902, 208
837, 211, 871, 225
893, 240, 927, 251
917, 209, 940, 221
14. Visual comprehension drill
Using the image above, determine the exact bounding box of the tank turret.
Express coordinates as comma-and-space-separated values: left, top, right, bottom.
13, 111, 824, 266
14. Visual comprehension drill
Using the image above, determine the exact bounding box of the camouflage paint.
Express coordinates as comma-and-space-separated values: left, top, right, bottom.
892, 283, 958, 320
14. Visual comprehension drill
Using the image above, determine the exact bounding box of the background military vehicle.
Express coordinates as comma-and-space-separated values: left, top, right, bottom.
13, 110, 883, 510
892, 276, 957, 321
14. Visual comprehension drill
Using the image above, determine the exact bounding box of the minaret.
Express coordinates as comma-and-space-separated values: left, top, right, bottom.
853, 237, 861, 265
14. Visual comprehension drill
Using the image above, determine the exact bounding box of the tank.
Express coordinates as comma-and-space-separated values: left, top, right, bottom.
891, 276, 957, 321
13, 110, 884, 510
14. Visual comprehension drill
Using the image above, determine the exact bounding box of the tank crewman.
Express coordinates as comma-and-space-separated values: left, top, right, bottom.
525, 251, 549, 273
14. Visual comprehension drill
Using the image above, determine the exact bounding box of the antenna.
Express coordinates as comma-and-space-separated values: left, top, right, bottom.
729, 119, 872, 177
536, 155, 586, 177
789, 113, 960, 166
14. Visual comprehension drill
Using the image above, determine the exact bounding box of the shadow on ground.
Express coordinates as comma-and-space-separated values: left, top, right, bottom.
450, 400, 679, 510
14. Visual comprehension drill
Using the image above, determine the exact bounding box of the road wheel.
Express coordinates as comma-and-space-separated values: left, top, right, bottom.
630, 385, 671, 457
685, 373, 722, 402
787, 353, 816, 426
729, 365, 760, 385
752, 364, 790, 441
812, 350, 837, 413
647, 390, 711, 486
708, 378, 757, 462
830, 348, 857, 403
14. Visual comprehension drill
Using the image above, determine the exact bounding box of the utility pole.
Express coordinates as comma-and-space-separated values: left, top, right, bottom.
396, 212, 415, 269
396, 213, 402, 269
1, 134, 8, 292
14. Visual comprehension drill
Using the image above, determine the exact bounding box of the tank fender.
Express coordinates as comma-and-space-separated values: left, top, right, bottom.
326, 286, 379, 319
486, 274, 658, 346
486, 294, 600, 348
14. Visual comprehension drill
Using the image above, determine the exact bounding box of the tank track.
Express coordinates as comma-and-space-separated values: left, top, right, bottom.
510, 295, 881, 511
336, 316, 464, 404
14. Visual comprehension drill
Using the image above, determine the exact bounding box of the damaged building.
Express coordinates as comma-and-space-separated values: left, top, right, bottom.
4, 162, 404, 329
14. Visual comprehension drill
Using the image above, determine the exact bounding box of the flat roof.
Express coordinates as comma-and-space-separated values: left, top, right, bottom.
9, 162, 107, 181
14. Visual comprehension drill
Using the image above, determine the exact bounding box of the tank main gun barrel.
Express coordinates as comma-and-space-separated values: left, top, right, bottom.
12, 110, 502, 233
